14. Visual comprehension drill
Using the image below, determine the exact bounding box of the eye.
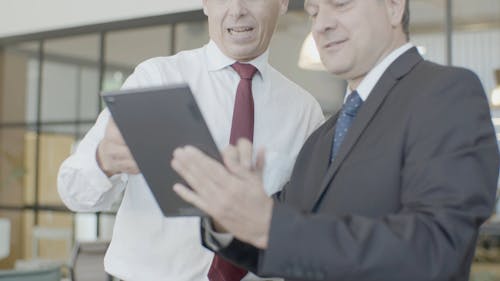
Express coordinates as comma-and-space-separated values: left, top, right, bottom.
333, 0, 352, 8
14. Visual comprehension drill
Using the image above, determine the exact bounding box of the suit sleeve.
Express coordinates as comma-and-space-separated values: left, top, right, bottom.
256, 69, 499, 281
202, 127, 328, 273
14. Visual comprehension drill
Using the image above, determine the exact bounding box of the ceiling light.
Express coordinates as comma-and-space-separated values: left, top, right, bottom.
417, 46, 427, 56
492, 87, 500, 107
298, 33, 326, 71
492, 118, 500, 126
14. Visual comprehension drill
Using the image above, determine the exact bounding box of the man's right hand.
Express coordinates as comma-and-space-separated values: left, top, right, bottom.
96, 118, 140, 177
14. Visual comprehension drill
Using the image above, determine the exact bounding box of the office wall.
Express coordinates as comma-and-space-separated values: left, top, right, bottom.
413, 29, 500, 96
0, 0, 203, 38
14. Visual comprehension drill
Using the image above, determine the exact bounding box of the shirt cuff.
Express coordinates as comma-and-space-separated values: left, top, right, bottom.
87, 141, 128, 190
202, 217, 234, 251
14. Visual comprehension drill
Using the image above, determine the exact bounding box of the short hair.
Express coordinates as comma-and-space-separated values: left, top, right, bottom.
402, 0, 410, 40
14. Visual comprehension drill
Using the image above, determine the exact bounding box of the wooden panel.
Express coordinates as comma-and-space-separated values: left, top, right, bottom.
0, 211, 24, 270
23, 132, 36, 205
37, 211, 73, 261
0, 49, 27, 122
0, 128, 26, 206
38, 133, 74, 205
0, 48, 4, 109
23, 132, 74, 205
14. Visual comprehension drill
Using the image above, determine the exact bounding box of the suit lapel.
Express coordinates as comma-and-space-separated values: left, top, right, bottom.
316, 114, 339, 173
309, 47, 423, 211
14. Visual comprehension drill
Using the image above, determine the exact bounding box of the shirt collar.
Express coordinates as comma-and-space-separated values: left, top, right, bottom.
205, 40, 269, 80
345, 42, 414, 102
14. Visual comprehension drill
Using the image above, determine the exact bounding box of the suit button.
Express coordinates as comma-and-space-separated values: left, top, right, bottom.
293, 267, 304, 278
305, 270, 316, 280
315, 270, 326, 280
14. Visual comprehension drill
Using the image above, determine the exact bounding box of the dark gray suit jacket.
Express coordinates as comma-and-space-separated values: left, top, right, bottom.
204, 48, 500, 281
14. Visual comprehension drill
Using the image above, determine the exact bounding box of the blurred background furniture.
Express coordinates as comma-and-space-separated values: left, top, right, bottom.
0, 266, 61, 281
69, 241, 111, 281
32, 227, 72, 260
13, 226, 72, 274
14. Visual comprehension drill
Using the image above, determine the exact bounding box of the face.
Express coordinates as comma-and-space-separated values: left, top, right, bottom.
203, 0, 289, 61
305, 0, 407, 88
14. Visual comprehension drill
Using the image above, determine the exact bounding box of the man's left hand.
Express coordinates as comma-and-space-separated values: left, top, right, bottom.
171, 139, 273, 249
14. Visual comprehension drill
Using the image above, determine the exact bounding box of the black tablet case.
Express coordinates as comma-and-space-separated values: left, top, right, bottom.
102, 84, 222, 216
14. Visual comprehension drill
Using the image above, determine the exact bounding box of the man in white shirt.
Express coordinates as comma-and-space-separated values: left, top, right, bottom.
171, 0, 499, 280
57, 0, 324, 280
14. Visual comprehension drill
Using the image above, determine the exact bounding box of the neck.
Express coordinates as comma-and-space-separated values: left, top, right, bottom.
347, 38, 408, 90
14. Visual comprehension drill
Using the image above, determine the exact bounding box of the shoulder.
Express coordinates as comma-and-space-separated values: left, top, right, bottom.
136, 47, 204, 75
411, 60, 483, 95
267, 65, 322, 108
393, 60, 486, 111
122, 47, 204, 88
403, 61, 490, 139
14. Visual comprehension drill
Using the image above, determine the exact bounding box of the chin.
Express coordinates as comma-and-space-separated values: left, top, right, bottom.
226, 47, 260, 61
323, 62, 343, 74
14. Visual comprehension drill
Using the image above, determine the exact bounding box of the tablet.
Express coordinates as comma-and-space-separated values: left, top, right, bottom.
102, 84, 222, 217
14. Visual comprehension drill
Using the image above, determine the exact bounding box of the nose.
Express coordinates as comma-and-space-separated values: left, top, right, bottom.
227, 0, 248, 18
312, 5, 337, 35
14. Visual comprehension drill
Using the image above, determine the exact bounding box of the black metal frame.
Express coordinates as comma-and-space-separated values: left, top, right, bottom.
0, 0, 457, 238
0, 9, 209, 238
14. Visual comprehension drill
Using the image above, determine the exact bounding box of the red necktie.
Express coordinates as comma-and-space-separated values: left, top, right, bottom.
207, 62, 257, 281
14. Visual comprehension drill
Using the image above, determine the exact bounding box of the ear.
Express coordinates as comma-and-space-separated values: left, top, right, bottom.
202, 0, 209, 16
279, 0, 289, 16
385, 0, 406, 27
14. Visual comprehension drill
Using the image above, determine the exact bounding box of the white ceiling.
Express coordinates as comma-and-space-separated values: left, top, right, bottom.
4, 0, 498, 114
0, 0, 203, 38
7, 0, 499, 80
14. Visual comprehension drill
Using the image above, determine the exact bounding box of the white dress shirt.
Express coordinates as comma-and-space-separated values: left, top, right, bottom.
57, 41, 324, 281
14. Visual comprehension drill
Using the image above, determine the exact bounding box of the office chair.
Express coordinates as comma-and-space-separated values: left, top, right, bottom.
69, 241, 112, 281
0, 266, 61, 281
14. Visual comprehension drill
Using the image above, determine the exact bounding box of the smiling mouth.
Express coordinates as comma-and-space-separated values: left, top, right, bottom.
324, 39, 348, 49
227, 27, 254, 35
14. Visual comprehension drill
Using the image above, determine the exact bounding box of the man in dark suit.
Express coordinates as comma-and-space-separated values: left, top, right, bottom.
171, 0, 500, 280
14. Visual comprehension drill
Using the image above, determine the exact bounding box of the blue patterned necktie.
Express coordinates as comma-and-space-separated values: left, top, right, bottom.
330, 91, 363, 163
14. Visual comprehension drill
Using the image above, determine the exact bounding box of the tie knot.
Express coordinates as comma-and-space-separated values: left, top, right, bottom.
232, 62, 258, 80
343, 91, 363, 116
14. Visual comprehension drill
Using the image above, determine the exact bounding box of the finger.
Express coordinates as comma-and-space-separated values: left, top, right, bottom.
222, 145, 239, 166
172, 147, 230, 200
121, 161, 140, 174
171, 152, 209, 195
255, 147, 266, 176
224, 156, 253, 180
110, 145, 135, 162
106, 117, 116, 130
105, 118, 118, 135
105, 156, 139, 175
106, 118, 126, 145
236, 139, 253, 169
223, 146, 243, 175
173, 183, 211, 214
178, 146, 234, 188
223, 141, 256, 180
